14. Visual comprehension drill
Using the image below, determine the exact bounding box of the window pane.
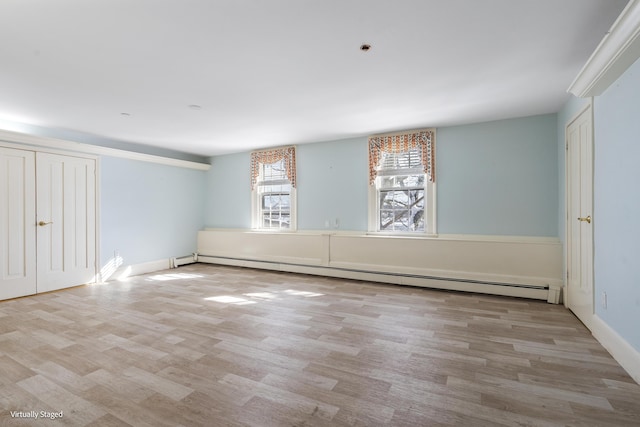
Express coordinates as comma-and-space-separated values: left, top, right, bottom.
262, 194, 291, 209
380, 191, 394, 208
379, 174, 424, 189
378, 189, 425, 232
411, 210, 425, 231
380, 211, 410, 231
380, 190, 412, 209
380, 210, 395, 229
262, 213, 290, 229
260, 183, 291, 193
411, 189, 424, 209
262, 195, 276, 209
380, 149, 422, 170
262, 159, 287, 181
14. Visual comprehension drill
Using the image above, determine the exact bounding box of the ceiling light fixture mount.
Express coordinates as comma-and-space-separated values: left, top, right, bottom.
360, 44, 371, 52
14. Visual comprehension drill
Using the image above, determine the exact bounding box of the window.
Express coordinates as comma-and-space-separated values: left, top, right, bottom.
368, 130, 436, 234
251, 146, 296, 230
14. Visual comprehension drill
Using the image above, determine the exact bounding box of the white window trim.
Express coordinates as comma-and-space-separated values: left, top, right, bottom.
368, 179, 436, 236
367, 128, 437, 236
252, 185, 297, 232
250, 146, 297, 232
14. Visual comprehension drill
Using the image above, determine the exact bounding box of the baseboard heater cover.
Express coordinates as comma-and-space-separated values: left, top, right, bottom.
171, 253, 198, 268
196, 254, 561, 304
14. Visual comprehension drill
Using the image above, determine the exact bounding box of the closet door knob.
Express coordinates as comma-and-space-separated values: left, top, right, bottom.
577, 216, 591, 224
38, 221, 53, 226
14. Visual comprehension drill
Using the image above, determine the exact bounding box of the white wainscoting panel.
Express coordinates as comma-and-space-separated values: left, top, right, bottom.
197, 230, 563, 302
198, 230, 329, 266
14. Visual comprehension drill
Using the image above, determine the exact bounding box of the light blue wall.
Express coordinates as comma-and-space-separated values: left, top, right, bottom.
297, 138, 368, 230
437, 114, 558, 236
593, 57, 640, 351
204, 152, 252, 228
100, 156, 206, 267
204, 139, 369, 230
205, 115, 559, 237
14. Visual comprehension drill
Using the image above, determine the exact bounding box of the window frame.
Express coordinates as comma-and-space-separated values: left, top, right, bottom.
251, 150, 297, 231
367, 130, 437, 236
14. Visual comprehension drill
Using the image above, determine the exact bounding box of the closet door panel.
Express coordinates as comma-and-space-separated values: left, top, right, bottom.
36, 153, 97, 293
0, 147, 36, 300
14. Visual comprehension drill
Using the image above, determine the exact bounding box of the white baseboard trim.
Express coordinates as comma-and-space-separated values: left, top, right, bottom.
328, 260, 563, 290
590, 314, 640, 385
198, 255, 557, 302
111, 259, 172, 281
103, 254, 198, 282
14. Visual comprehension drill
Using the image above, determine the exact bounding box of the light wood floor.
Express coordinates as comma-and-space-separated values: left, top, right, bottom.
1, 264, 639, 426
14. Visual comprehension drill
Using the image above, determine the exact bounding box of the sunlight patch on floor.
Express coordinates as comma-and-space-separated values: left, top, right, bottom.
205, 289, 324, 305
205, 295, 257, 305
284, 289, 324, 297
146, 273, 203, 282
244, 292, 277, 299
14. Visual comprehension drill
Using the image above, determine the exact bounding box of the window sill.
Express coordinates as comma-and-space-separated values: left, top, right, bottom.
365, 232, 439, 239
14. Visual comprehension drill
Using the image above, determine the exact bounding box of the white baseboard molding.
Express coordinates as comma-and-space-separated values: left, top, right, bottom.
198, 255, 559, 303
590, 315, 640, 385
103, 254, 198, 282
328, 260, 563, 290
110, 259, 172, 281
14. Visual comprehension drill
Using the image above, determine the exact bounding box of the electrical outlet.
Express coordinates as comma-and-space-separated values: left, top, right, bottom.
601, 291, 607, 309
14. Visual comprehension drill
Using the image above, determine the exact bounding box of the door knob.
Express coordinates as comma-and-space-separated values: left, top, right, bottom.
38, 221, 53, 226
577, 216, 591, 224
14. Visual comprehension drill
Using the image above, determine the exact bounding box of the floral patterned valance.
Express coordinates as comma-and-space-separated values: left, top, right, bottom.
368, 129, 435, 184
250, 146, 297, 190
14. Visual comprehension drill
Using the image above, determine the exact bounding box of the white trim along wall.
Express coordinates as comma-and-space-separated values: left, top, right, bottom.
197, 229, 563, 303
0, 129, 210, 171
568, 0, 640, 97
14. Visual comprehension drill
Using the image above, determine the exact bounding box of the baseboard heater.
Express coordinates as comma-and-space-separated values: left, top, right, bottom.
195, 254, 561, 304
170, 253, 198, 268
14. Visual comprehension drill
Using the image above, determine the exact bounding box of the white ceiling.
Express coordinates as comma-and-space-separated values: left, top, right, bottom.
0, 0, 629, 156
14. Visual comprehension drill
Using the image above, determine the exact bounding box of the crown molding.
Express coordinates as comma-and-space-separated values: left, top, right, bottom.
568, 0, 640, 98
0, 128, 210, 171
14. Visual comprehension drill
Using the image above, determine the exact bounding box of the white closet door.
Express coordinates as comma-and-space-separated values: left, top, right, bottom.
0, 147, 37, 300
36, 152, 97, 292
566, 105, 594, 322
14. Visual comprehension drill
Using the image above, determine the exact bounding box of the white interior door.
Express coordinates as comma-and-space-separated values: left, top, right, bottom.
566, 105, 594, 324
0, 147, 37, 300
36, 152, 97, 293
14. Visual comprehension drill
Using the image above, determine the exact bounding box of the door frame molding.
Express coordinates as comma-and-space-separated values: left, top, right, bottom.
0, 139, 100, 287
564, 98, 594, 326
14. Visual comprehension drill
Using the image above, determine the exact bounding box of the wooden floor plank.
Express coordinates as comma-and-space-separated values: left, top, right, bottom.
1, 263, 639, 426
